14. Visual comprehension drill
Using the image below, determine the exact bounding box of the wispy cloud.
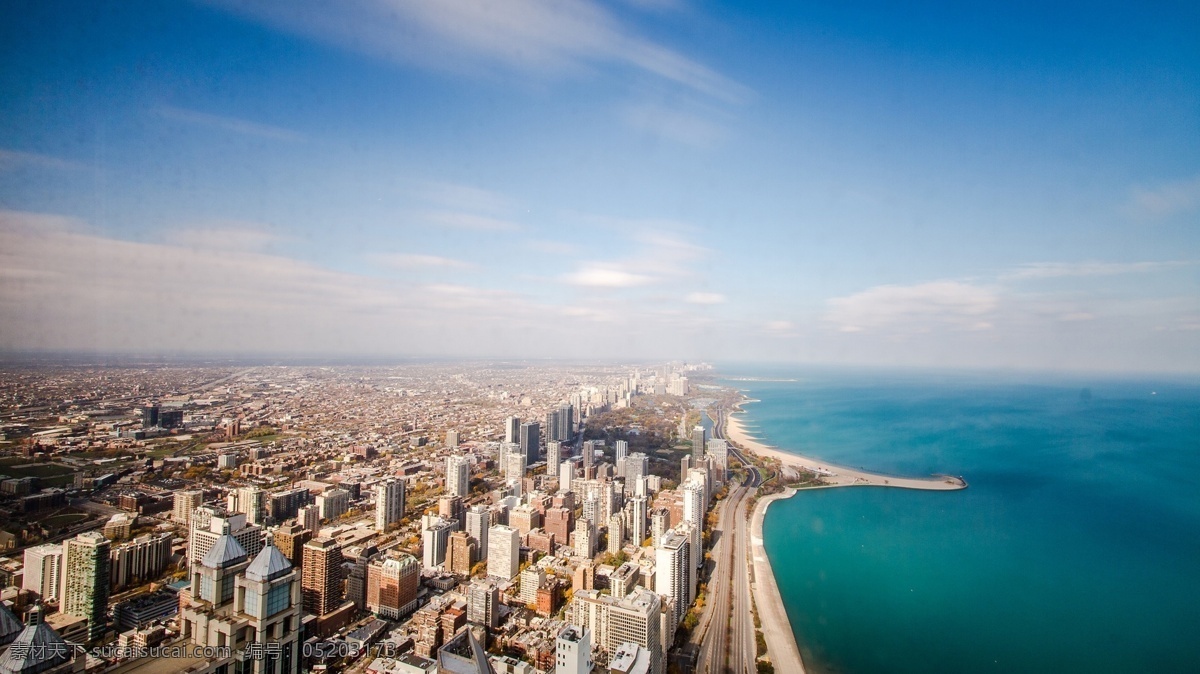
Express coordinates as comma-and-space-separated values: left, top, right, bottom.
370, 253, 476, 270
528, 240, 578, 255
0, 149, 87, 172
684, 292, 725, 305
1004, 260, 1192, 280
620, 102, 726, 147
825, 281, 1000, 333
563, 265, 655, 288
1128, 174, 1200, 219
155, 105, 306, 142
419, 211, 523, 232
164, 222, 284, 251
203, 0, 750, 103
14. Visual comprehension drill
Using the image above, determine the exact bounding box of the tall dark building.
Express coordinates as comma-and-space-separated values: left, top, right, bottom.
519, 422, 540, 464
142, 405, 159, 428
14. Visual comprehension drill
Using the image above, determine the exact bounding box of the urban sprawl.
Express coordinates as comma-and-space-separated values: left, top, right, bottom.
0, 361, 790, 674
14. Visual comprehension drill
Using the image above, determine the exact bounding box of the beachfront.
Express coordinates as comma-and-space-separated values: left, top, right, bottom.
730, 401, 966, 674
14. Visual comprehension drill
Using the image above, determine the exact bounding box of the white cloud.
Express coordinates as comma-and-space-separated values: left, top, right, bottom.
1004, 260, 1191, 280
155, 105, 305, 142
1129, 175, 1200, 219
684, 292, 725, 304
528, 240, 578, 255
203, 0, 750, 103
620, 101, 726, 147
0, 149, 87, 172
419, 210, 523, 232
370, 253, 475, 270
164, 223, 284, 251
825, 281, 1000, 333
563, 266, 655, 288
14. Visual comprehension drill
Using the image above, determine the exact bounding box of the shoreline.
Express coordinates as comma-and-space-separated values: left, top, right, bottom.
749, 488, 807, 674
725, 401, 967, 491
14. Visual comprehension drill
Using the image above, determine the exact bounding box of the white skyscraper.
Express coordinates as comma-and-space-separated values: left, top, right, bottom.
546, 441, 561, 475
655, 529, 690, 624
446, 454, 470, 498
575, 517, 595, 558
466, 505, 491, 560
556, 625, 593, 674
487, 524, 520, 580
615, 440, 628, 463
560, 460, 573, 494
375, 478, 406, 532
422, 517, 456, 570
22, 543, 64, 602
681, 480, 706, 568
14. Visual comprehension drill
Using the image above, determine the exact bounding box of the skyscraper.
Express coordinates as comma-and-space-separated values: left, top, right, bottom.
273, 522, 311, 568
301, 537, 343, 617
446, 454, 470, 498
487, 525, 520, 580
445, 430, 459, 448
545, 442, 561, 476
467, 580, 499, 629
298, 504, 321, 534
446, 531, 476, 576
465, 505, 491, 561
504, 416, 521, 444
173, 490, 204, 526
655, 529, 690, 625
560, 460, 574, 494
615, 440, 628, 463
691, 426, 707, 463
366, 553, 420, 619
422, 517, 457, 570
375, 478, 406, 532
63, 531, 110, 641
519, 422, 540, 464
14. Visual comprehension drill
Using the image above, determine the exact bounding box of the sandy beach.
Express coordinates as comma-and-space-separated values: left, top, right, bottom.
750, 488, 807, 674
725, 403, 966, 491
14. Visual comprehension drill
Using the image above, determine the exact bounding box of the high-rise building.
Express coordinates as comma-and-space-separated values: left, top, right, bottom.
422, 518, 457, 570
650, 508, 670, 549
681, 481, 706, 569
582, 441, 596, 476
706, 439, 728, 481
173, 490, 204, 526
316, 488, 350, 521
228, 487, 265, 525
615, 440, 628, 464
439, 494, 464, 528
189, 506, 264, 566
545, 442, 562, 477
267, 487, 313, 523
465, 505, 491, 561
609, 562, 639, 600
655, 529, 690, 625
560, 460, 573, 494
467, 580, 499, 629
519, 422, 540, 464
22, 543, 64, 602
298, 504, 321, 534
487, 525, 520, 581
570, 588, 663, 674
504, 416, 521, 444
446, 455, 470, 498
63, 531, 110, 641
575, 518, 595, 559
556, 625, 593, 674
625, 453, 648, 485
510, 503, 539, 536
366, 553, 420, 619
446, 531, 476, 576
109, 532, 172, 591
301, 537, 344, 617
518, 567, 546, 604
607, 513, 625, 555
181, 536, 302, 674
375, 478, 406, 532
629, 497, 648, 547
691, 426, 707, 463
544, 506, 573, 544
445, 430, 459, 448
274, 522, 311, 568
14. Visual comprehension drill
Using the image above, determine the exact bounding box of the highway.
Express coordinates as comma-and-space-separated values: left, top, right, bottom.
691, 408, 763, 674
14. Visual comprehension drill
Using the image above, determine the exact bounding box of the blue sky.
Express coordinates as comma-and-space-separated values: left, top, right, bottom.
1, 0, 1197, 371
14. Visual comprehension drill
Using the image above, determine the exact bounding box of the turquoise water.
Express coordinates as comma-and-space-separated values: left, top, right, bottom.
726, 368, 1200, 674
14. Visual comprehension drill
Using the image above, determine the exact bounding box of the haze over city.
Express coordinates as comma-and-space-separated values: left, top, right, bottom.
1, 0, 1197, 371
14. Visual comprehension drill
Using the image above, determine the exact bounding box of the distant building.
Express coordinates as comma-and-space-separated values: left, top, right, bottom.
109, 532, 172, 592
487, 525, 520, 581
375, 478, 406, 532
691, 426, 707, 463
504, 416, 521, 444
422, 518, 457, 571
519, 422, 540, 464
446, 455, 470, 498
173, 490, 204, 526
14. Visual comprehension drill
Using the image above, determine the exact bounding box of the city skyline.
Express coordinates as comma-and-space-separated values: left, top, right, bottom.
1, 1, 1197, 372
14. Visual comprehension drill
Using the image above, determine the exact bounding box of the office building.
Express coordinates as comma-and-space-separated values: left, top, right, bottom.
63, 531, 110, 641
273, 522, 311, 568
615, 440, 628, 464
228, 487, 265, 525
608, 513, 625, 555
446, 430, 459, 448
519, 422, 540, 464
706, 439, 728, 481
366, 553, 420, 619
655, 529, 690, 625
298, 504, 320, 534
545, 442, 561, 477
301, 537, 343, 617
316, 488, 350, 521
181, 537, 302, 674
447, 531, 476, 576
504, 416, 521, 444
467, 580, 499, 629
375, 478, 406, 532
691, 426, 707, 463
487, 525, 520, 581
560, 460, 573, 494
570, 588, 663, 674
189, 506, 264, 566
109, 532, 172, 592
625, 453, 648, 485
575, 518, 595, 559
